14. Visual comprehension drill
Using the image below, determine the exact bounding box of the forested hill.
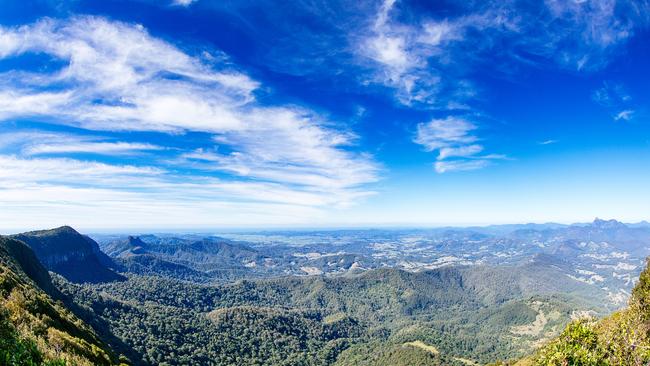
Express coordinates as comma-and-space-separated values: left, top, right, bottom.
0, 236, 120, 365
504, 257, 650, 365
99, 234, 266, 282
58, 259, 603, 365
2, 225, 646, 366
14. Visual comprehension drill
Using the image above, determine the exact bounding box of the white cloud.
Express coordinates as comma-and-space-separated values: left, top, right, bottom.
355, 0, 646, 175
368, 35, 410, 69
357, 1, 517, 107
356, 0, 647, 110
413, 117, 478, 152
614, 109, 634, 121
183, 106, 380, 206
172, 0, 196, 6
360, 0, 449, 105
592, 82, 635, 121
0, 17, 258, 131
539, 139, 558, 145
0, 131, 163, 156
0, 91, 71, 120
0, 155, 163, 187
0, 16, 380, 222
414, 116, 505, 173
25, 142, 163, 155
419, 21, 460, 46
592, 82, 630, 107
438, 144, 483, 160
434, 159, 490, 173
543, 0, 638, 69
0, 155, 351, 227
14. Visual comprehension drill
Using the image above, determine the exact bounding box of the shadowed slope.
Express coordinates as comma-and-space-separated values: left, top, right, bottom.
0, 236, 119, 365
12, 226, 123, 284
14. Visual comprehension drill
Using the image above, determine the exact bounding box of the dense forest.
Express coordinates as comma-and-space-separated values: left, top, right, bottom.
54, 267, 594, 365
3, 226, 650, 365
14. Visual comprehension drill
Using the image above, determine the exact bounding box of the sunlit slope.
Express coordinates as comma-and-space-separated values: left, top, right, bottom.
0, 236, 119, 365
62, 261, 601, 365
508, 258, 650, 365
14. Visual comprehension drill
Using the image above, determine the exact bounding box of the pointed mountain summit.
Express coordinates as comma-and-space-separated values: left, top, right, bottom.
591, 217, 627, 230
12, 226, 123, 284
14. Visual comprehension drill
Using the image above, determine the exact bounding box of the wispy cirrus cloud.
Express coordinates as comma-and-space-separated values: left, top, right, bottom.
592, 81, 636, 121
0, 16, 380, 225
359, 0, 649, 103
0, 156, 324, 229
189, 0, 648, 177
26, 142, 162, 156
0, 17, 259, 129
541, 0, 645, 70
172, 0, 196, 7
614, 110, 634, 121
0, 154, 339, 229
358, 0, 479, 107
0, 131, 164, 156
434, 159, 490, 174
204, 0, 649, 105
210, 0, 649, 106
413, 117, 478, 152
438, 145, 484, 160
357, 0, 648, 171
0, 155, 163, 188
539, 140, 558, 145
413, 116, 505, 173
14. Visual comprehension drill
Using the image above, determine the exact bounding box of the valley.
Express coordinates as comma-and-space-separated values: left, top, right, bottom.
2, 219, 650, 365
3, 1, 649, 364
95, 218, 649, 308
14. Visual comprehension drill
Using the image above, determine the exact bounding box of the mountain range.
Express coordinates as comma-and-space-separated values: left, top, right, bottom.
1, 221, 649, 365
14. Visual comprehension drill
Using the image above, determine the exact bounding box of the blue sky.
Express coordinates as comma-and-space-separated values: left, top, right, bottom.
0, 0, 649, 231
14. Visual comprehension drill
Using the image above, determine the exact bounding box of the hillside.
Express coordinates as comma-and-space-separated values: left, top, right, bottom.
100, 235, 264, 281
58, 260, 602, 365
94, 220, 650, 300
12, 226, 124, 284
508, 219, 650, 257
508, 257, 650, 365
2, 224, 641, 365
0, 236, 119, 365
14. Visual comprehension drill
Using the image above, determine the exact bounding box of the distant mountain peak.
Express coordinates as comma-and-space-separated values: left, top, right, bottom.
21, 225, 79, 236
592, 218, 626, 229
56, 225, 78, 232
127, 235, 146, 245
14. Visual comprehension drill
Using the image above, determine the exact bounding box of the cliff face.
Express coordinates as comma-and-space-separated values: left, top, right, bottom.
12, 226, 123, 284
0, 235, 60, 298
0, 236, 118, 365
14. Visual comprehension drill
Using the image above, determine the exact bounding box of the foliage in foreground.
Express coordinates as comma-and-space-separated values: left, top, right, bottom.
0, 309, 67, 366
0, 236, 119, 366
523, 258, 650, 366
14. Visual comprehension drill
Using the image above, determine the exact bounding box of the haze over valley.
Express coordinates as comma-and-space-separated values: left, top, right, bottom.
3, 220, 650, 365
2, 0, 650, 365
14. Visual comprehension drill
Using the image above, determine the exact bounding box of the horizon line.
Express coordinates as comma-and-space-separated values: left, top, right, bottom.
2, 217, 648, 235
